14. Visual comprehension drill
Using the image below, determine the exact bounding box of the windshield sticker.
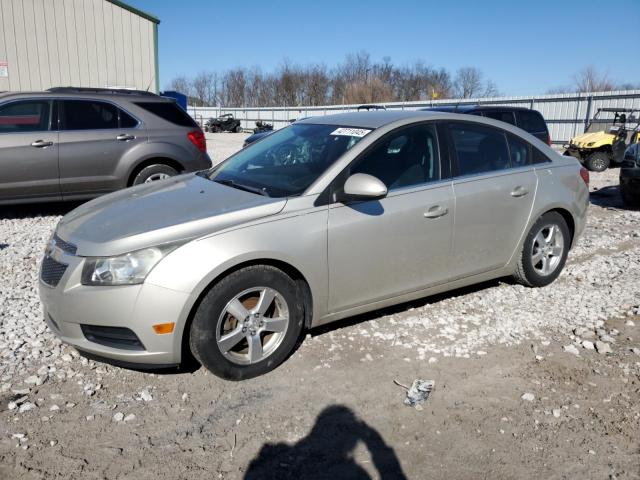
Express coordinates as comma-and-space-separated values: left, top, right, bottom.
330, 127, 371, 137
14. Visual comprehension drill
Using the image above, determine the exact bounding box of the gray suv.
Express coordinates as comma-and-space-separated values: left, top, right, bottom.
0, 87, 212, 205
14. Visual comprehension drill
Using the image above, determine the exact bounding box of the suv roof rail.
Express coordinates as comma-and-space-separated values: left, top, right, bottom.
46, 87, 159, 97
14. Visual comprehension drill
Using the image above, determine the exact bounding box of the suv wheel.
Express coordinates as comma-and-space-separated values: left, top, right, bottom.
513, 212, 570, 287
584, 151, 610, 172
189, 265, 304, 380
132, 164, 178, 185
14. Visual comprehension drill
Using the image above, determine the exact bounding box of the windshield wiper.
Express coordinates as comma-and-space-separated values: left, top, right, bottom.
214, 178, 269, 196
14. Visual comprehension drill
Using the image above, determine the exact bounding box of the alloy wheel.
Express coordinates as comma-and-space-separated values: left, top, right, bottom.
216, 287, 289, 365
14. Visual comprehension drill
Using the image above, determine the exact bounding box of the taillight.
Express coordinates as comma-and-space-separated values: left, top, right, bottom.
579, 167, 589, 185
547, 135, 552, 146
188, 130, 206, 152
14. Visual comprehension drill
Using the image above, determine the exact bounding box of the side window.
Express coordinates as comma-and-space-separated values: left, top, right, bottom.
507, 134, 530, 167
483, 111, 516, 126
532, 146, 551, 164
0, 100, 51, 133
119, 109, 139, 128
134, 101, 199, 127
62, 100, 118, 130
515, 110, 547, 133
450, 123, 510, 176
351, 124, 440, 190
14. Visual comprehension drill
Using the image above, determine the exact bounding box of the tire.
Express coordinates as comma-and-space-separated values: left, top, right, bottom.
189, 265, 304, 380
235, 125, 243, 133
132, 164, 178, 185
512, 212, 571, 288
584, 151, 610, 172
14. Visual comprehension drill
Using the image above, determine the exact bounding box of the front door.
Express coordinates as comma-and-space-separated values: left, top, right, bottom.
327, 123, 454, 313
447, 122, 537, 279
0, 99, 60, 202
58, 99, 145, 198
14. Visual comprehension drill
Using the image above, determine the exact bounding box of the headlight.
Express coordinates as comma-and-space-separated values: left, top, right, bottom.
81, 244, 178, 286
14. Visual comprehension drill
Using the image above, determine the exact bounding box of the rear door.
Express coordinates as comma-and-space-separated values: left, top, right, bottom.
0, 99, 60, 202
446, 121, 537, 279
58, 99, 145, 198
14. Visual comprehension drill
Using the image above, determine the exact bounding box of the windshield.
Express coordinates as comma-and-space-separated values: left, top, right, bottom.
206, 124, 370, 197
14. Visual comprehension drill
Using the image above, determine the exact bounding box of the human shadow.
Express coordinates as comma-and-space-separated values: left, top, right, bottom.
244, 405, 407, 480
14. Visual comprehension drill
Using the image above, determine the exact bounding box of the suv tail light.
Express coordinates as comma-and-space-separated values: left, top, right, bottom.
547, 135, 552, 146
579, 167, 589, 185
188, 130, 207, 152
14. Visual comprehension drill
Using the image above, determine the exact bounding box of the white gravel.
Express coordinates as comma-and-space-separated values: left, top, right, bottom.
1, 133, 639, 408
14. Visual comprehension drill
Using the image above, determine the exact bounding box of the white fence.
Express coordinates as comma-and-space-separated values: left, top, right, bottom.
188, 89, 640, 145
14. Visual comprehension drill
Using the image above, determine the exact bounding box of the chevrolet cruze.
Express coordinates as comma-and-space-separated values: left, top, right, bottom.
39, 110, 589, 380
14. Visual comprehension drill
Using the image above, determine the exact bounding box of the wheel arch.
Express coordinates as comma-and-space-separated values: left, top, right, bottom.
127, 157, 185, 186
179, 258, 314, 364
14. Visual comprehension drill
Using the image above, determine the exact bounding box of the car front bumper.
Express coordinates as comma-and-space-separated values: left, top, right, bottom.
38, 249, 194, 366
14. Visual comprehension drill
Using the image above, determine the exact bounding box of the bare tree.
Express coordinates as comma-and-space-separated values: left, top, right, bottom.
166, 75, 190, 94
171, 51, 506, 107
573, 66, 615, 93
453, 67, 483, 98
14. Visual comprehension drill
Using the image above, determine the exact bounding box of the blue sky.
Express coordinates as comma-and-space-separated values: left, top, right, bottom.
132, 0, 640, 96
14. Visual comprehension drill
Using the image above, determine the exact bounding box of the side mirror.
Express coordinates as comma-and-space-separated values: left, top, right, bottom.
342, 173, 387, 201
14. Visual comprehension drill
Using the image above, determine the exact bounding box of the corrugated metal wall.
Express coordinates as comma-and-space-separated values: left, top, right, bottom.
0, 0, 158, 92
189, 90, 640, 145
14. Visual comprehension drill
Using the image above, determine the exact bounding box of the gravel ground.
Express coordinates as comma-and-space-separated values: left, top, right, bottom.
1, 138, 639, 479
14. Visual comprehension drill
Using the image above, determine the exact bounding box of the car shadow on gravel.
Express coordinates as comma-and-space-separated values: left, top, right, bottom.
244, 405, 407, 480
311, 278, 504, 337
0, 201, 84, 219
590, 185, 635, 210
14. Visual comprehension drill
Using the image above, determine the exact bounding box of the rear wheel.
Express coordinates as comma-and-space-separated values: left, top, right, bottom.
189, 265, 304, 380
513, 212, 570, 287
132, 164, 178, 185
584, 151, 610, 172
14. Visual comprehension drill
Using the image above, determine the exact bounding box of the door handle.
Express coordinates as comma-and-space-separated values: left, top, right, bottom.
510, 186, 529, 197
423, 206, 449, 219
116, 134, 135, 141
31, 140, 53, 148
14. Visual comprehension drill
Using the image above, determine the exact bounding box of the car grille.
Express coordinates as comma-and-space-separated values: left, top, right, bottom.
41, 256, 68, 287
53, 234, 77, 255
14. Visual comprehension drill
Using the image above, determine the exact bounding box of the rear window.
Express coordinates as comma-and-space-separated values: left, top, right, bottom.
135, 101, 197, 127
450, 123, 510, 176
482, 110, 516, 126
62, 100, 118, 130
532, 146, 551, 164
515, 110, 547, 133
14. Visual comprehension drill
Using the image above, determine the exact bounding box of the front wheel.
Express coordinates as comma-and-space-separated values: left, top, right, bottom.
235, 125, 243, 133
584, 151, 610, 172
189, 265, 304, 380
513, 212, 570, 287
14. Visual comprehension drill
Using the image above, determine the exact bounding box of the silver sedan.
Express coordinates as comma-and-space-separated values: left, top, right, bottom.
39, 110, 589, 379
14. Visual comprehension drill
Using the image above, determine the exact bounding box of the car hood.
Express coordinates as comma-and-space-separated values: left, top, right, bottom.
570, 131, 614, 148
56, 173, 286, 257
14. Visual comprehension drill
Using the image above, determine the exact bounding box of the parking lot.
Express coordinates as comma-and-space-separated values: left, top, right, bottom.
0, 133, 638, 479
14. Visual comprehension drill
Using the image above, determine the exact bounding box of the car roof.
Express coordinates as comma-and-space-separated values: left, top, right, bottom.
424, 105, 537, 114
297, 110, 443, 129
0, 90, 171, 102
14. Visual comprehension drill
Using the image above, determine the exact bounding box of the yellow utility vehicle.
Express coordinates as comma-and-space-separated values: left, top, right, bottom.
564, 108, 640, 172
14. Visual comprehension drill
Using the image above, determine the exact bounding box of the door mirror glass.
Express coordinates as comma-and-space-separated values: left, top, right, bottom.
342, 173, 387, 200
